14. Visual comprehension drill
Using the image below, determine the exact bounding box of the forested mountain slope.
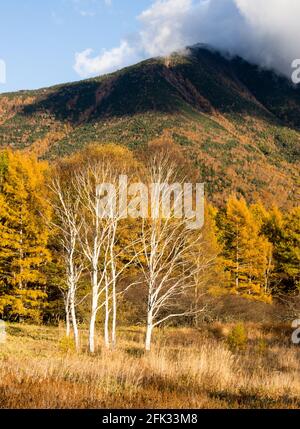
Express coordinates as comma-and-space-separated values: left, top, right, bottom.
0, 46, 299, 206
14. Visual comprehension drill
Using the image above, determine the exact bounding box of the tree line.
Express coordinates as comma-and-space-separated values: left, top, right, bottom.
0, 145, 299, 351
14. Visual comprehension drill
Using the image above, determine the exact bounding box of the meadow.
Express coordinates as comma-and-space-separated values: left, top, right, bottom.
0, 322, 299, 409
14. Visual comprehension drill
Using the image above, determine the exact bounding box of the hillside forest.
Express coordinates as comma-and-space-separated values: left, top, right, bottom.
0, 143, 299, 353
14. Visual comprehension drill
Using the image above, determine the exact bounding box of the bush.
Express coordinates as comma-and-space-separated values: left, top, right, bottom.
227, 323, 248, 352
58, 335, 76, 353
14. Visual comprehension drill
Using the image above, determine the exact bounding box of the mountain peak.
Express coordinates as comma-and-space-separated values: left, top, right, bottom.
0, 48, 299, 207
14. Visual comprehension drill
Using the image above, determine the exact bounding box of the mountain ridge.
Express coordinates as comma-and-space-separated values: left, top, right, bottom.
0, 46, 299, 207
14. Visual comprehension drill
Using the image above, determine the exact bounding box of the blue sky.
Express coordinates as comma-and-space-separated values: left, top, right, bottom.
0, 1, 297, 93
0, 0, 152, 93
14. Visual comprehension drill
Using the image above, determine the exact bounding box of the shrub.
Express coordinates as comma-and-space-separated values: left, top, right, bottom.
58, 335, 76, 353
227, 323, 248, 352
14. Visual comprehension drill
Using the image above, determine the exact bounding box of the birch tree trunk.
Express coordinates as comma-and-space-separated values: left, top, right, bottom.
145, 309, 153, 351
70, 294, 79, 350
89, 268, 99, 353
104, 272, 110, 349
65, 293, 71, 338
89, 311, 97, 354
111, 280, 117, 348
109, 221, 117, 348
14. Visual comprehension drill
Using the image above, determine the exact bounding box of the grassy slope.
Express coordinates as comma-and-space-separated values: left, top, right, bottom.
0, 47, 299, 206
0, 323, 299, 409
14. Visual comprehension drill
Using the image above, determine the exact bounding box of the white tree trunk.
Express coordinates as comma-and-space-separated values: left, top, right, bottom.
70, 295, 79, 350
111, 281, 117, 348
89, 269, 98, 353
89, 311, 96, 354
145, 310, 153, 351
65, 291, 71, 337
66, 309, 71, 338
104, 278, 110, 349
145, 323, 153, 352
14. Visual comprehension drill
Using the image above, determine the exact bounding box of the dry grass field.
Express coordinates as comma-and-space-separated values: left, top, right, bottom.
0, 323, 299, 409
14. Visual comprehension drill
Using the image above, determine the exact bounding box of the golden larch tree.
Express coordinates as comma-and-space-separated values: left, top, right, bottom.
218, 196, 272, 302
0, 149, 51, 321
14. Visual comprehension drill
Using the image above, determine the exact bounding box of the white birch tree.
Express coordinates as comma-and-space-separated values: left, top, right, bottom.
104, 219, 141, 349
50, 178, 83, 351
75, 163, 140, 352
135, 158, 207, 351
74, 164, 112, 353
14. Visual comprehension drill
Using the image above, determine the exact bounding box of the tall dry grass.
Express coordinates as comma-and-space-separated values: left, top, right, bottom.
0, 323, 299, 409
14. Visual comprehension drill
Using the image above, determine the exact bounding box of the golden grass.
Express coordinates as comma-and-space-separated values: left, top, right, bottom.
0, 323, 299, 409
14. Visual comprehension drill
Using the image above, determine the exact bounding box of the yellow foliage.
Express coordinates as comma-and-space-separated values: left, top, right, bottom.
0, 149, 51, 321
219, 196, 273, 302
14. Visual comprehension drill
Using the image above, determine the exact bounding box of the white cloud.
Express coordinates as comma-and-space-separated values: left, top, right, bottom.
234, 0, 300, 75
74, 0, 300, 78
138, 0, 192, 57
74, 42, 138, 77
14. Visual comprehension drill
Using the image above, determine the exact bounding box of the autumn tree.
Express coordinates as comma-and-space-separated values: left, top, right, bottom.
190, 203, 227, 325
279, 207, 300, 289
72, 143, 140, 352
133, 157, 207, 351
0, 150, 51, 321
50, 176, 83, 350
262, 206, 300, 293
217, 196, 272, 302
